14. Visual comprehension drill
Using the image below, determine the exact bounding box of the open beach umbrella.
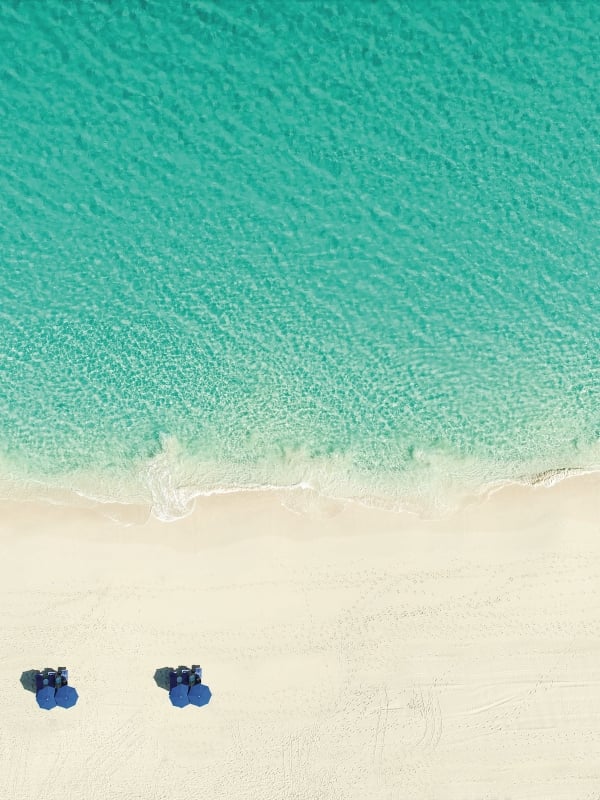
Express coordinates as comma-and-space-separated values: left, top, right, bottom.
169, 684, 190, 708
36, 686, 57, 710
188, 683, 211, 707
55, 685, 78, 709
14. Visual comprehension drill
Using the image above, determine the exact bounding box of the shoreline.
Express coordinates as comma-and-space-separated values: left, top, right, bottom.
1, 453, 599, 525
3, 468, 596, 552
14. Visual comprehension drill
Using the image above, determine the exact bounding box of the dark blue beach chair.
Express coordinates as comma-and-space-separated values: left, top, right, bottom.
35, 669, 57, 710
35, 668, 57, 691
181, 667, 191, 685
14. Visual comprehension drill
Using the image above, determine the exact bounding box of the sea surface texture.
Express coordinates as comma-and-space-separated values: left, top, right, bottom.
0, 1, 598, 517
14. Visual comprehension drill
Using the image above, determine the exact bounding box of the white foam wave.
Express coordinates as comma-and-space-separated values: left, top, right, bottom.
0, 434, 599, 522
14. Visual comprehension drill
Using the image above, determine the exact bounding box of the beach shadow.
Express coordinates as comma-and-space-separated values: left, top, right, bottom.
20, 669, 38, 693
153, 667, 171, 691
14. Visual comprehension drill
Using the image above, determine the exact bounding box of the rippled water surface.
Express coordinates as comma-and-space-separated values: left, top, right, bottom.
0, 1, 598, 516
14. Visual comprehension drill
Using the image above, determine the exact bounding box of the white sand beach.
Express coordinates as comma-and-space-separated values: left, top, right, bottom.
1, 474, 599, 800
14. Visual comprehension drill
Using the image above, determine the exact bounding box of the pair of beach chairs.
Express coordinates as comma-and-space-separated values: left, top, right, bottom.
168, 665, 212, 708
35, 668, 78, 710
32, 665, 212, 710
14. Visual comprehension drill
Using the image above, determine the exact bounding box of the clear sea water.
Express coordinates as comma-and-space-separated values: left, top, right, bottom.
0, 1, 598, 518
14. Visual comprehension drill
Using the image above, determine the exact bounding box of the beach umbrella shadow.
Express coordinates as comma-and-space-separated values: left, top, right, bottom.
153, 667, 171, 691
20, 670, 38, 693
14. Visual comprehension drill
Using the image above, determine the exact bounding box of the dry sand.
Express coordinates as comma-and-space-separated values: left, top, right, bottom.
0, 473, 599, 800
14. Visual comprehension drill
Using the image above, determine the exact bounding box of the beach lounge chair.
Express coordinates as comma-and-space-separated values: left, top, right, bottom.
191, 665, 202, 684
168, 668, 190, 708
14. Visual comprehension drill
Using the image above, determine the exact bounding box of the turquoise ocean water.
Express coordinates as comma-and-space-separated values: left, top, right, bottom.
0, 1, 598, 518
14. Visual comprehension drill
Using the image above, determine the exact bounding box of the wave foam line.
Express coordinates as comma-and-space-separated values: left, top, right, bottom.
0, 435, 599, 522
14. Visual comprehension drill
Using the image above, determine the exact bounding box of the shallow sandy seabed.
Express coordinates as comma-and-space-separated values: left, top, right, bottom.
0, 473, 599, 800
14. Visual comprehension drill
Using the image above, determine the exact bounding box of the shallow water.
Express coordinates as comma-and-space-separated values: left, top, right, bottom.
0, 1, 598, 517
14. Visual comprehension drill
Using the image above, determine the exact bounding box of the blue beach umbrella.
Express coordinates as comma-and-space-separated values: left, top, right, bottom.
188, 683, 211, 707
55, 685, 78, 709
169, 684, 190, 708
36, 686, 57, 710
